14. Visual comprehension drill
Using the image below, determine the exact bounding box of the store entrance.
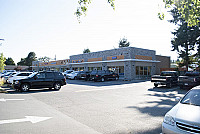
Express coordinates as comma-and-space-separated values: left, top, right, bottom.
107, 66, 124, 77
136, 66, 151, 79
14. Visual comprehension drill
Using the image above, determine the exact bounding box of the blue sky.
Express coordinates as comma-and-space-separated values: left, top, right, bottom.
0, 0, 177, 63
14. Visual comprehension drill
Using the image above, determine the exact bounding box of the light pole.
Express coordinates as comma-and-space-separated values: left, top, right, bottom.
0, 39, 4, 46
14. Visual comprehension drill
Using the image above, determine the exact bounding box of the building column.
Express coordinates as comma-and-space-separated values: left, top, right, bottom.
152, 63, 156, 75
124, 61, 134, 80
69, 65, 73, 70
132, 62, 136, 79
84, 64, 88, 71
102, 63, 107, 70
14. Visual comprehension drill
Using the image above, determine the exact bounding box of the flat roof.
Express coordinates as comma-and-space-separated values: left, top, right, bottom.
70, 47, 155, 57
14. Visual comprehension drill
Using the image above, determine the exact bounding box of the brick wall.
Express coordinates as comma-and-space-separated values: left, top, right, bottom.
155, 55, 170, 74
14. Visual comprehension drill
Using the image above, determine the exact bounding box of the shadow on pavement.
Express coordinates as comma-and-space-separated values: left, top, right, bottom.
66, 79, 148, 87
125, 86, 189, 133
117, 126, 162, 134
4, 88, 59, 94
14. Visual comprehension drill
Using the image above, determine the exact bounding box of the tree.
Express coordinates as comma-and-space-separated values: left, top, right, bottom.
83, 48, 91, 53
0, 53, 6, 73
38, 56, 51, 62
75, 0, 115, 22
170, 8, 200, 71
118, 37, 130, 48
17, 58, 26, 66
17, 52, 37, 66
75, 0, 199, 27
5, 57, 15, 65
161, 0, 200, 26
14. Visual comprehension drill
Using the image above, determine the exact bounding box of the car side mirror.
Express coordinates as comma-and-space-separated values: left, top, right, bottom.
175, 97, 181, 102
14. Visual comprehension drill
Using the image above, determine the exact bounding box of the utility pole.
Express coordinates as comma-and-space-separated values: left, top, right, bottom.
0, 39, 4, 46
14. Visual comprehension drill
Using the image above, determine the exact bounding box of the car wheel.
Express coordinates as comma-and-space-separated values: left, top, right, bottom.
20, 83, 30, 92
101, 77, 105, 82
167, 83, 172, 88
179, 85, 183, 89
54, 82, 61, 90
154, 83, 158, 87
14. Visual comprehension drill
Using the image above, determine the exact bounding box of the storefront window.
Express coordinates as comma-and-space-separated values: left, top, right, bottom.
140, 66, 143, 75
144, 67, 147, 75
148, 66, 151, 76
136, 66, 139, 75
88, 67, 102, 71
136, 66, 151, 79
107, 66, 124, 76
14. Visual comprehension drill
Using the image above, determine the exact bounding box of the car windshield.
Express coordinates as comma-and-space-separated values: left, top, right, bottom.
181, 89, 200, 106
28, 73, 37, 78
4, 72, 12, 76
161, 72, 176, 76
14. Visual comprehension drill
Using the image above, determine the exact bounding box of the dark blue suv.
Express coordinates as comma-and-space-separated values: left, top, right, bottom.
13, 71, 66, 92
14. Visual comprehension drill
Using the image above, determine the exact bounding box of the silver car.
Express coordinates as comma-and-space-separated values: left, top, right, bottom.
162, 86, 200, 134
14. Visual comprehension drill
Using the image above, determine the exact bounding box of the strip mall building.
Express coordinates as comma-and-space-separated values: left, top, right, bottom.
32, 47, 170, 80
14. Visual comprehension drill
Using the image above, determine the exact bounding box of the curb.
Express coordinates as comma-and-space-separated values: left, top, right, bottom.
0, 89, 8, 93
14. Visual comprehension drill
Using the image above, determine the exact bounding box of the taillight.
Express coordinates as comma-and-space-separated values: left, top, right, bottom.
96, 75, 99, 77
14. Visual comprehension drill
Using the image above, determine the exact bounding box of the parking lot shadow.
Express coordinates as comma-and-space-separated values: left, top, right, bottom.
66, 79, 148, 87
4, 88, 60, 94
127, 87, 188, 117
126, 87, 188, 133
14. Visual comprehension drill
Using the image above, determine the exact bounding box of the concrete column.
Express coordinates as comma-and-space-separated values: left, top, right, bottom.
84, 64, 88, 71
152, 63, 156, 75
132, 62, 136, 79
124, 61, 133, 80
69, 65, 73, 70
102, 63, 107, 70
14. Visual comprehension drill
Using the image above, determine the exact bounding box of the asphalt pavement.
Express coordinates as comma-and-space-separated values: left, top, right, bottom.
0, 80, 188, 134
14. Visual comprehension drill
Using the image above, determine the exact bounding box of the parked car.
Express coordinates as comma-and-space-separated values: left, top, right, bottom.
89, 70, 119, 82
2, 72, 17, 84
7, 72, 34, 84
178, 72, 200, 89
151, 71, 178, 88
162, 86, 200, 133
68, 71, 80, 80
13, 71, 66, 92
62, 70, 74, 78
76, 71, 91, 80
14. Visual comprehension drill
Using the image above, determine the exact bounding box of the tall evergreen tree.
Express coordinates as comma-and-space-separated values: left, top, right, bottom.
17, 52, 37, 66
38, 56, 51, 62
5, 57, 15, 65
118, 37, 130, 48
170, 8, 200, 71
83, 48, 91, 53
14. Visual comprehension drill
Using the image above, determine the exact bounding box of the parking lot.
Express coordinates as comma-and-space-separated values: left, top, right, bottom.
0, 79, 188, 134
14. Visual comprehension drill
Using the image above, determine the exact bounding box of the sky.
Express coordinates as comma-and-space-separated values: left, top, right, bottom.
0, 0, 178, 64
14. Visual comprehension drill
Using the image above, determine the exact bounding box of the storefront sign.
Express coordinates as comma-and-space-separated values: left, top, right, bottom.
112, 56, 117, 59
